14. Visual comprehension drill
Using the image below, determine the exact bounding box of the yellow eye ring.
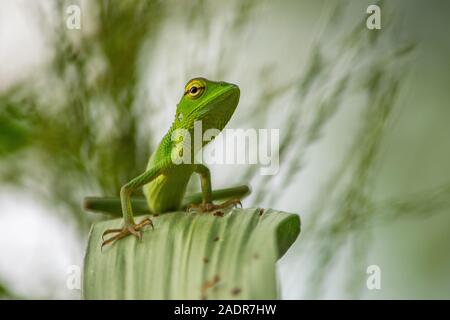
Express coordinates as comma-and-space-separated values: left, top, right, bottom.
184, 78, 206, 99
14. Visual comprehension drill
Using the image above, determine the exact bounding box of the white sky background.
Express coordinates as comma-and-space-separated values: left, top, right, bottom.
0, 0, 49, 91
0, 190, 82, 299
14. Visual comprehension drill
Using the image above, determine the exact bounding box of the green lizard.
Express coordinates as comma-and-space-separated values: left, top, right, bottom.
83, 78, 250, 247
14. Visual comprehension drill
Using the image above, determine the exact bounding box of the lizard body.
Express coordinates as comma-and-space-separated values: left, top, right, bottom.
84, 78, 248, 247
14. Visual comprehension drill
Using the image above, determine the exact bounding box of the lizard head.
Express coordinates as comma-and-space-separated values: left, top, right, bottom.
175, 77, 240, 133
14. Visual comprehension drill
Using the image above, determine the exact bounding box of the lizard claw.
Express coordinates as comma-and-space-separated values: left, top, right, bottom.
187, 199, 242, 214
101, 217, 153, 250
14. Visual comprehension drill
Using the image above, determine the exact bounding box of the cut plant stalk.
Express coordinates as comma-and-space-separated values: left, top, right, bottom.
83, 207, 300, 299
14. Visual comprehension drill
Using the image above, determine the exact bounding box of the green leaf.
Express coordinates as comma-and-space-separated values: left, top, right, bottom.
0, 116, 28, 156
83, 208, 300, 299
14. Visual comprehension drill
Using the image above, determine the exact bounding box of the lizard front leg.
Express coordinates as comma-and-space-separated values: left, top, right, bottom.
101, 163, 166, 249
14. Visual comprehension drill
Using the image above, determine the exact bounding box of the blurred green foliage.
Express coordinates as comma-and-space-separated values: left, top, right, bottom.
0, 1, 167, 229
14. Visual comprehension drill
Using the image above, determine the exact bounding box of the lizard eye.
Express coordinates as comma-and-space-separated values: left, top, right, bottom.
184, 78, 206, 99
190, 86, 199, 94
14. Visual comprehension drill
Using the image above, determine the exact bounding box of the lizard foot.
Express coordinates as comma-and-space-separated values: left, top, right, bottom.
101, 218, 153, 249
187, 199, 242, 214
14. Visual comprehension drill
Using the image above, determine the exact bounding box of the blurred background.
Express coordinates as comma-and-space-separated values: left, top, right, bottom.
0, 0, 449, 299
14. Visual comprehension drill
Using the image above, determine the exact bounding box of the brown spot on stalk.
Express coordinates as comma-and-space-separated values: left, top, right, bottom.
201, 274, 220, 299
213, 211, 224, 217
231, 288, 242, 296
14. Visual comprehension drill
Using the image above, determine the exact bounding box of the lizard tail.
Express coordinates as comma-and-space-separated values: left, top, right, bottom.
83, 184, 251, 217
83, 197, 149, 216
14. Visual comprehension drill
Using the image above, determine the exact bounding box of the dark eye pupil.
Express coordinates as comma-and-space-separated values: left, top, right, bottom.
190, 86, 198, 94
